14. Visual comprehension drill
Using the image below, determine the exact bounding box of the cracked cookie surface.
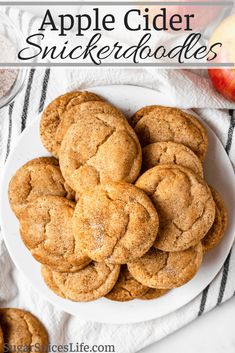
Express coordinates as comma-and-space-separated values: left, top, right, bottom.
41, 262, 120, 301
56, 101, 125, 156
128, 243, 203, 289
59, 113, 142, 195
0, 308, 48, 352
8, 157, 73, 219
132, 106, 208, 161
105, 265, 148, 301
202, 187, 228, 252
139, 288, 169, 300
136, 165, 215, 251
40, 90, 102, 157
142, 141, 203, 177
72, 182, 159, 264
20, 195, 90, 272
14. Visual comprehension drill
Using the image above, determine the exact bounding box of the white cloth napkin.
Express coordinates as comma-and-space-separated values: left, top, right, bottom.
0, 7, 235, 353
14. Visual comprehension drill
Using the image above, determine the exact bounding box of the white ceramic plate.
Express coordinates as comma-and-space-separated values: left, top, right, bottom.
1, 85, 235, 324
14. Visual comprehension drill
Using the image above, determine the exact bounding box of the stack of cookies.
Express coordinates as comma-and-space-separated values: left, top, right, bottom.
0, 308, 48, 352
8, 91, 228, 302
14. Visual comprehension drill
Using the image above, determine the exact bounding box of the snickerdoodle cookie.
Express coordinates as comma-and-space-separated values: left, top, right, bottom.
59, 113, 142, 195
132, 106, 208, 161
136, 165, 215, 252
106, 265, 148, 301
40, 90, 102, 157
41, 262, 120, 302
128, 243, 203, 289
0, 326, 3, 353
20, 195, 90, 272
202, 187, 228, 252
139, 288, 169, 300
23, 156, 59, 167
142, 141, 203, 177
0, 308, 48, 352
56, 101, 126, 155
8, 157, 73, 218
72, 182, 159, 264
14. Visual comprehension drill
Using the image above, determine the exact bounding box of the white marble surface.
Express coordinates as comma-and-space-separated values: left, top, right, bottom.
139, 296, 235, 353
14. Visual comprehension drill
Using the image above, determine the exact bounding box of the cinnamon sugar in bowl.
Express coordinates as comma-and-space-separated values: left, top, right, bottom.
0, 12, 27, 108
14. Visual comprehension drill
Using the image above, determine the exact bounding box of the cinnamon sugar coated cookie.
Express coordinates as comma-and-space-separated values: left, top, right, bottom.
0, 326, 3, 353
132, 106, 208, 161
23, 156, 59, 167
142, 141, 203, 177
202, 187, 228, 252
72, 182, 159, 264
20, 196, 90, 272
139, 288, 169, 300
40, 90, 102, 157
56, 100, 126, 154
106, 265, 148, 301
128, 243, 203, 289
136, 165, 215, 251
42, 262, 120, 301
7, 89, 228, 304
59, 113, 142, 195
8, 157, 72, 218
0, 308, 48, 353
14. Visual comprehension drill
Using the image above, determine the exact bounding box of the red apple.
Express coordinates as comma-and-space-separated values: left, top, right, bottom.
208, 14, 235, 102
208, 69, 235, 102
141, 0, 222, 31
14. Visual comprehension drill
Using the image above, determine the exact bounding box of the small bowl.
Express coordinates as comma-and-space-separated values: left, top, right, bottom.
0, 12, 27, 109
